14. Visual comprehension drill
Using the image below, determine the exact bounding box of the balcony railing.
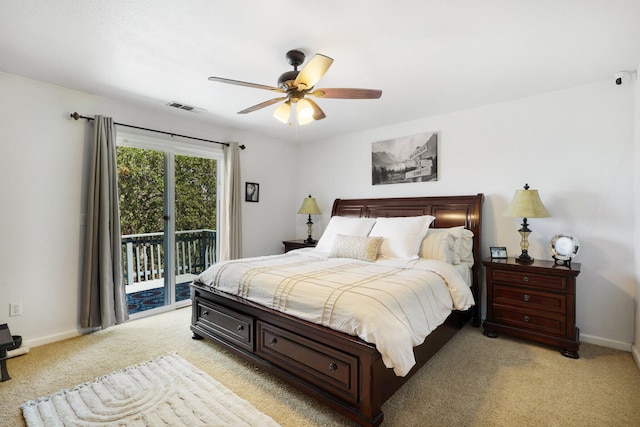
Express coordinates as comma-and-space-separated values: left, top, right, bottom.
121, 229, 216, 293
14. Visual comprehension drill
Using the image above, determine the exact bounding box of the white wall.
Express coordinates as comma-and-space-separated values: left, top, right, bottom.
0, 72, 297, 347
296, 80, 636, 350
633, 65, 640, 366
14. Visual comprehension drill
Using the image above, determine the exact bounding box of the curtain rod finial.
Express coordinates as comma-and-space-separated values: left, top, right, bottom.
71, 112, 81, 120
239, 144, 246, 150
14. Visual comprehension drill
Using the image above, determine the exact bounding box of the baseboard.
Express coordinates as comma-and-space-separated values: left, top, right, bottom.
23, 326, 98, 348
478, 315, 634, 355
580, 333, 632, 352
632, 344, 640, 370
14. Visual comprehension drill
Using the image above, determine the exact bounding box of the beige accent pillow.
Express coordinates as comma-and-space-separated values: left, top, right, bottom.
315, 216, 377, 252
419, 228, 457, 263
329, 234, 383, 262
419, 226, 475, 265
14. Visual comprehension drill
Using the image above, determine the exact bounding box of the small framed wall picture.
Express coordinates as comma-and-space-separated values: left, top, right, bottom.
245, 182, 259, 202
490, 246, 508, 259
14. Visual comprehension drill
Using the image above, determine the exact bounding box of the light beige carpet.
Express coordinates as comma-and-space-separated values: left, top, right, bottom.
21, 353, 280, 427
1, 307, 639, 426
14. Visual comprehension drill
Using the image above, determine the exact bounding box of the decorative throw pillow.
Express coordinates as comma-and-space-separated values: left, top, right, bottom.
420, 228, 457, 263
419, 226, 475, 265
369, 215, 435, 259
329, 234, 383, 262
315, 216, 377, 252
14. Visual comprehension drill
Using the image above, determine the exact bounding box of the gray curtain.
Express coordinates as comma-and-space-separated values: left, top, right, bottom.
80, 116, 129, 329
219, 142, 243, 261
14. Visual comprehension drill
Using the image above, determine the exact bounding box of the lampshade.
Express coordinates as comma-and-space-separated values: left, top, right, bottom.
503, 186, 550, 218
273, 101, 291, 123
297, 195, 321, 215
296, 99, 315, 125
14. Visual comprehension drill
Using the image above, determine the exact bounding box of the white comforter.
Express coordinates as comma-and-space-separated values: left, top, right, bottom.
193, 249, 474, 376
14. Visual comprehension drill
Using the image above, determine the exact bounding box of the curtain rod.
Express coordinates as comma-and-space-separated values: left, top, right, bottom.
70, 112, 246, 150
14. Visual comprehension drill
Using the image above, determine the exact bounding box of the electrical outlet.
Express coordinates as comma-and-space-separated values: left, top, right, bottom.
9, 303, 22, 317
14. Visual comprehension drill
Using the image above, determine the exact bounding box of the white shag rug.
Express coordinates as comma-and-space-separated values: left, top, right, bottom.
21, 353, 281, 427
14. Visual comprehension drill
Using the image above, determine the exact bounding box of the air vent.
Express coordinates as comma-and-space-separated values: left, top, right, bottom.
166, 101, 206, 113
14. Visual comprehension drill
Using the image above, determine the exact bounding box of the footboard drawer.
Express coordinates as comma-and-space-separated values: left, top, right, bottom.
256, 321, 359, 404
195, 298, 254, 352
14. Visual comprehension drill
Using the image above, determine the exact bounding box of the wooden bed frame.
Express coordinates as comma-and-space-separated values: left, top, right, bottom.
190, 194, 483, 426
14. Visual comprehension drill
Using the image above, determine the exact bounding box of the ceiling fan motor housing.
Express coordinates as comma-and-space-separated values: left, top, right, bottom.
278, 49, 306, 90
277, 70, 299, 91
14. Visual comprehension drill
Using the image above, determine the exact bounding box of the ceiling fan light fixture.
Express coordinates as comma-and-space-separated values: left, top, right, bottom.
296, 99, 315, 125
273, 101, 291, 123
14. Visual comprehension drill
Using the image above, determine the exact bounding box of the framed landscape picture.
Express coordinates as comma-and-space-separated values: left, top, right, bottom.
372, 132, 438, 185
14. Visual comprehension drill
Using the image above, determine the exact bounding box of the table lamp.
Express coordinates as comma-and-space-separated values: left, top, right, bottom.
297, 195, 321, 244
503, 183, 550, 264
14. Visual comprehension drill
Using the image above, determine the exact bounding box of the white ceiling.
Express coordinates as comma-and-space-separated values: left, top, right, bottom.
1, 1, 639, 143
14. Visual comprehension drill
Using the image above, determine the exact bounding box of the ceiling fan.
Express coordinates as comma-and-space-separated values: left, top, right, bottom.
208, 49, 382, 126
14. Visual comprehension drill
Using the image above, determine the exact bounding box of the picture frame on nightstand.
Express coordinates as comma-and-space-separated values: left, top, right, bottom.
490, 246, 507, 259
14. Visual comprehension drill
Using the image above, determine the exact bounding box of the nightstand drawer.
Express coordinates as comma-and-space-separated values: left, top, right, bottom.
494, 306, 566, 336
493, 285, 566, 314
491, 269, 567, 291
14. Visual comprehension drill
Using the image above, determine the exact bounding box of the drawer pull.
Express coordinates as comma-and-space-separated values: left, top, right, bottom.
328, 363, 338, 372
523, 315, 530, 322
237, 325, 244, 331
522, 276, 530, 282
269, 337, 278, 346
523, 294, 530, 302
202, 310, 209, 316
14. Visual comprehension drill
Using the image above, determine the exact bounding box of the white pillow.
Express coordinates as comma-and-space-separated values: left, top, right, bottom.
315, 216, 377, 252
419, 226, 475, 265
420, 228, 457, 263
458, 229, 474, 266
369, 215, 435, 259
329, 234, 383, 262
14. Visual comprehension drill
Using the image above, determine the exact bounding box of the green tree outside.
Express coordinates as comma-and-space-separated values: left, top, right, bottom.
116, 146, 217, 235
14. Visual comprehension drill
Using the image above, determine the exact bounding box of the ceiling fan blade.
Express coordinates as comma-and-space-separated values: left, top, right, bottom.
309, 88, 382, 99
294, 54, 334, 90
238, 97, 288, 114
208, 76, 282, 92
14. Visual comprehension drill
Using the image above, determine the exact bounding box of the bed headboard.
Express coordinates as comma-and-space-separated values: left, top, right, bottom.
331, 194, 484, 325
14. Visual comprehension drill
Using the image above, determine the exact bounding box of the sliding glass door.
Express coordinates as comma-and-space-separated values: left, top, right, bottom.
173, 154, 218, 304
116, 134, 221, 318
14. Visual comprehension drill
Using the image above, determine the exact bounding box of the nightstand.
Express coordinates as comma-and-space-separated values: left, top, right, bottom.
282, 239, 316, 253
483, 257, 581, 358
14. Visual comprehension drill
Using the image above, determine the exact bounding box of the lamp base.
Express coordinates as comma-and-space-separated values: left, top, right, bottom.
515, 251, 534, 264
304, 215, 316, 245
